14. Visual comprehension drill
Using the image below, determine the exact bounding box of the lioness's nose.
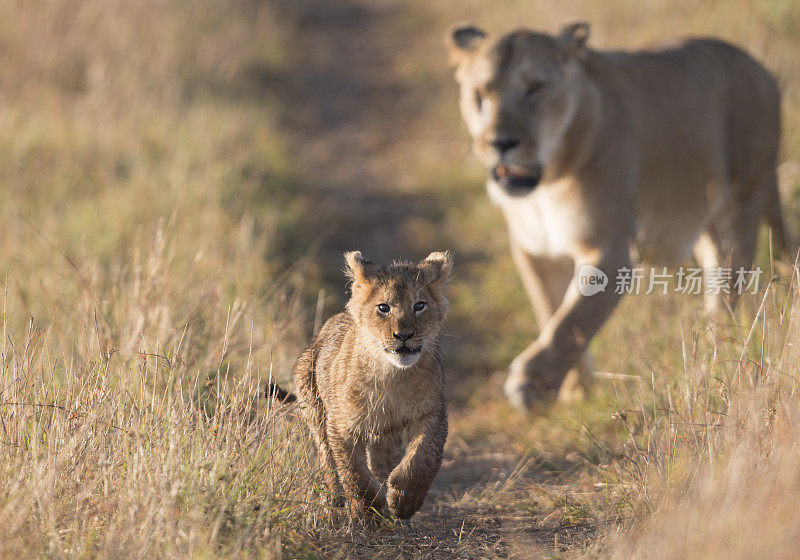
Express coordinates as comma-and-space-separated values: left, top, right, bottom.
393, 331, 414, 342
490, 137, 520, 154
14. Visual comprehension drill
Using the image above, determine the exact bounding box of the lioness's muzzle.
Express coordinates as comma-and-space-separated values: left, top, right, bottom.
491, 162, 543, 192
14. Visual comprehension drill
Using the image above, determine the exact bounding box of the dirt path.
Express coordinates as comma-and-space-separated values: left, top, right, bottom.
268, 1, 598, 557
269, 0, 435, 270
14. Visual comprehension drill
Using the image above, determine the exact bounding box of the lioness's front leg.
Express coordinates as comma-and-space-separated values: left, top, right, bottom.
386, 406, 447, 519
504, 250, 629, 411
509, 242, 593, 402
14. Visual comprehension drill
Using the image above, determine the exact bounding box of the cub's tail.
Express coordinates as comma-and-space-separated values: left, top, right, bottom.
265, 382, 297, 404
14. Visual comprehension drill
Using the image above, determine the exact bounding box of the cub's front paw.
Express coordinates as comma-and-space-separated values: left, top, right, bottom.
346, 493, 387, 518
387, 483, 426, 519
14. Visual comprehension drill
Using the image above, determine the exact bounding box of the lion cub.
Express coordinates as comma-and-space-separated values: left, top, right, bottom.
290, 250, 452, 518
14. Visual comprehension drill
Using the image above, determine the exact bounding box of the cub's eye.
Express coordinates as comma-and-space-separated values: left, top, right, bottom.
413, 301, 427, 313
524, 80, 545, 100
377, 303, 390, 314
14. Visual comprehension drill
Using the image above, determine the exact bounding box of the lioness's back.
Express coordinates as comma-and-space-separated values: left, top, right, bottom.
601, 38, 779, 177
588, 37, 781, 262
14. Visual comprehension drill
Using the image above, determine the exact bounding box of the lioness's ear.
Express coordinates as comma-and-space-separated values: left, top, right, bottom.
343, 250, 371, 284
421, 251, 454, 285
557, 21, 590, 56
445, 23, 487, 65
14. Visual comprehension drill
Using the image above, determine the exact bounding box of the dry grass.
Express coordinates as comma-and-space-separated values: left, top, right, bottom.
0, 223, 342, 557
1, 0, 800, 558
0, 1, 332, 557
608, 271, 800, 559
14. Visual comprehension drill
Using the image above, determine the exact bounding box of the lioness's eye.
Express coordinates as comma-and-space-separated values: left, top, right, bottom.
413, 301, 426, 313
474, 90, 483, 109
524, 81, 545, 100
377, 303, 390, 314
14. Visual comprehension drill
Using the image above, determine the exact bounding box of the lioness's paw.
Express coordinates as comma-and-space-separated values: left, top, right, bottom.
504, 361, 542, 412
505, 347, 569, 411
503, 377, 536, 412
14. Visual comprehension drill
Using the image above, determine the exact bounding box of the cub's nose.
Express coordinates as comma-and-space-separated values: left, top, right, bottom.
393, 331, 414, 343
489, 137, 520, 154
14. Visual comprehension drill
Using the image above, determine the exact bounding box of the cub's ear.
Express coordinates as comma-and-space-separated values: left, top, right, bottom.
445, 23, 487, 65
557, 21, 590, 57
343, 250, 372, 284
421, 251, 454, 285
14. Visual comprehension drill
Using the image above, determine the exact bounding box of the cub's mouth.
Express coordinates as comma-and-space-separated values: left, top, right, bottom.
491, 162, 542, 193
386, 345, 422, 355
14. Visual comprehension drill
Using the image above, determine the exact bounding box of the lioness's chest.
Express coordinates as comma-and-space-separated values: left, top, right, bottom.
489, 180, 587, 257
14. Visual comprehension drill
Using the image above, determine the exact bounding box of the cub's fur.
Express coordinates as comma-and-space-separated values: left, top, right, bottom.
288, 251, 452, 518
446, 22, 785, 411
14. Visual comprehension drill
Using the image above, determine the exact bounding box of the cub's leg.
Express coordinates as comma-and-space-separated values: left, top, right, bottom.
508, 241, 593, 404
367, 429, 404, 482
328, 432, 386, 516
504, 248, 629, 412
292, 349, 342, 506
387, 406, 447, 519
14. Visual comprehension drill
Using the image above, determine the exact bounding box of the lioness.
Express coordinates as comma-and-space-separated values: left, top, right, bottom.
446, 22, 786, 411
270, 251, 452, 518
